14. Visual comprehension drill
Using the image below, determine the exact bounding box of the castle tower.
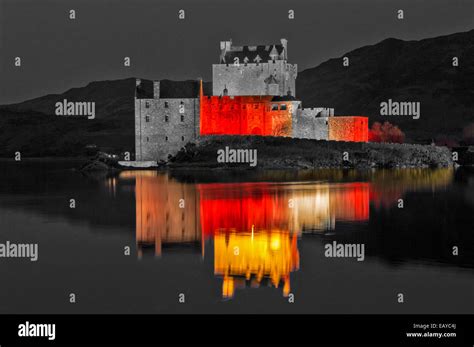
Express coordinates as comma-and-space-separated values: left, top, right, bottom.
280, 38, 288, 60
212, 39, 297, 97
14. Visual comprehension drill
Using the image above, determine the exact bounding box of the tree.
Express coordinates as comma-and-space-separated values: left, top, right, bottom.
369, 121, 405, 143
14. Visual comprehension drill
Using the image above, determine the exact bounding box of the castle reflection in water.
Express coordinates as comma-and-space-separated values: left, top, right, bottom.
117, 169, 453, 299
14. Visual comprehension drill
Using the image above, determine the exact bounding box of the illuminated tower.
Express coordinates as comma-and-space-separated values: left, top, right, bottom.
212, 38, 297, 97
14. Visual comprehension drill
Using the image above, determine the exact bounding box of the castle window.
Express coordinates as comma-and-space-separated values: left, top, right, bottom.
280, 104, 287, 110
181, 136, 185, 141
146, 137, 149, 142
145, 115, 150, 122
164, 101, 169, 108
181, 115, 184, 122
145, 101, 150, 108
165, 136, 169, 141
165, 115, 169, 122
271, 104, 279, 111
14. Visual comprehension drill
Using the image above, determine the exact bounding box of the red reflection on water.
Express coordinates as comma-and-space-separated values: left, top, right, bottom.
198, 183, 289, 236
198, 182, 370, 236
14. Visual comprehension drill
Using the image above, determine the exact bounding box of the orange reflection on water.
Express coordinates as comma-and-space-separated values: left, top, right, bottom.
133, 171, 202, 257
214, 228, 299, 298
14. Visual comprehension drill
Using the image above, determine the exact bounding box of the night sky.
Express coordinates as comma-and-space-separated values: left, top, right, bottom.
0, 0, 473, 104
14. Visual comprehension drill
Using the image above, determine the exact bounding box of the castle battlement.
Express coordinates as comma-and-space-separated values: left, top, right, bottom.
219, 38, 288, 64
298, 107, 335, 117
219, 61, 293, 67
213, 39, 296, 97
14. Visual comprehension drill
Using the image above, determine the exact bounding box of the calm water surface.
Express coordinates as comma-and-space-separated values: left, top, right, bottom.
0, 161, 473, 313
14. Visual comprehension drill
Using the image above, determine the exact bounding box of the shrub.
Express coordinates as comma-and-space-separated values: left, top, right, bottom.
369, 121, 405, 143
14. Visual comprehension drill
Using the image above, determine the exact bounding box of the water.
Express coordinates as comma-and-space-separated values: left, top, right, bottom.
0, 161, 473, 314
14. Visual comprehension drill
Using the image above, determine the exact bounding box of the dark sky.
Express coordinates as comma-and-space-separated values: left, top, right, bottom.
0, 0, 473, 104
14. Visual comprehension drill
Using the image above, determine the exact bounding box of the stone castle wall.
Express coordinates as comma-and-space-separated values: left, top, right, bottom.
135, 97, 199, 161
293, 108, 335, 140
212, 61, 297, 97
328, 116, 368, 142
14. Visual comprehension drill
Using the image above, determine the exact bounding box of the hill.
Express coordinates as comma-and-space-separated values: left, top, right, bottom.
0, 79, 211, 157
1, 30, 473, 156
297, 30, 474, 142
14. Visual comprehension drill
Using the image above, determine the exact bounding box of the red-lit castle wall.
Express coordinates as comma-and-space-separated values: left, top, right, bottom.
328, 116, 368, 142
199, 95, 293, 137
198, 82, 368, 142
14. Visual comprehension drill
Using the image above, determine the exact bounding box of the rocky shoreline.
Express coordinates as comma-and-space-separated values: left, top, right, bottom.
168, 136, 453, 170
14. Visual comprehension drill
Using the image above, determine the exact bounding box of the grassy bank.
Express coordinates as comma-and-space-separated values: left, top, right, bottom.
169, 136, 453, 169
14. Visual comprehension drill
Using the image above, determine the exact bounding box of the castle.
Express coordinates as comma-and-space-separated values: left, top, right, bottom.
135, 38, 368, 162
